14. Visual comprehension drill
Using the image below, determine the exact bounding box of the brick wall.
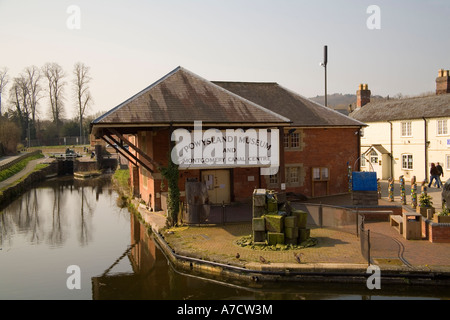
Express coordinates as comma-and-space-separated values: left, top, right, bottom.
283, 127, 359, 197
422, 219, 450, 243
132, 126, 359, 209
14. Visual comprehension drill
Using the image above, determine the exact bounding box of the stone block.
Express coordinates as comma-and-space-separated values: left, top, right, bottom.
267, 232, 285, 245
284, 216, 298, 228
252, 206, 266, 218
253, 189, 267, 207
265, 214, 284, 233
253, 231, 266, 243
267, 201, 278, 214
285, 227, 299, 239
291, 210, 308, 229
298, 228, 310, 242
252, 217, 266, 232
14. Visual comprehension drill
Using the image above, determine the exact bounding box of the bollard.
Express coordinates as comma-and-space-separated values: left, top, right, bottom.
400, 175, 406, 205
388, 177, 394, 202
411, 176, 417, 209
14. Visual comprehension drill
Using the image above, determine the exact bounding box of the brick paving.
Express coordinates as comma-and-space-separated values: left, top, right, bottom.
146, 183, 450, 274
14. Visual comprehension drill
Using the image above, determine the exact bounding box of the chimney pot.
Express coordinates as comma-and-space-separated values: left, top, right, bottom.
357, 83, 371, 108
436, 68, 450, 95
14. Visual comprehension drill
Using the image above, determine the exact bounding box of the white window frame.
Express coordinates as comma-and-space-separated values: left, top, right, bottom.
402, 154, 413, 170
370, 150, 378, 164
401, 121, 412, 137
437, 119, 448, 136
361, 154, 366, 167
446, 155, 450, 171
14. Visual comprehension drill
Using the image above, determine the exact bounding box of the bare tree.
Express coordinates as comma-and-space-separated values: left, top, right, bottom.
24, 66, 42, 125
0, 67, 9, 116
42, 62, 66, 136
73, 62, 92, 145
9, 74, 32, 143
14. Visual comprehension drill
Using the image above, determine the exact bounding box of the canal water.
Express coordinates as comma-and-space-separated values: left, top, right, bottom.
0, 176, 448, 300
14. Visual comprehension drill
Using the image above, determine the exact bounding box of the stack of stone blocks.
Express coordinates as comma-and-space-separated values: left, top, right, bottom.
252, 189, 310, 246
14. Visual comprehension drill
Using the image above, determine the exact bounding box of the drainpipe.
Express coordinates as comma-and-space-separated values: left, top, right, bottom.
423, 117, 428, 182
388, 121, 393, 178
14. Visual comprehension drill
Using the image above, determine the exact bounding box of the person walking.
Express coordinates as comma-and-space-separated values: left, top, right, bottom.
436, 162, 444, 188
428, 163, 441, 188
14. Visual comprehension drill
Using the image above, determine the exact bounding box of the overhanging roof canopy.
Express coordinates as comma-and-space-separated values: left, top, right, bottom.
91, 67, 291, 137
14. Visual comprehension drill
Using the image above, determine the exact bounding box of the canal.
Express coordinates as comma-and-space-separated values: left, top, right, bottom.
0, 176, 448, 300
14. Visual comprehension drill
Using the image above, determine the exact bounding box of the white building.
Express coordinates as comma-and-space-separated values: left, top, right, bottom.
350, 69, 450, 183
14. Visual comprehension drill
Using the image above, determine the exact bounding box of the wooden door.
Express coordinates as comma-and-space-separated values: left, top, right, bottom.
201, 170, 230, 204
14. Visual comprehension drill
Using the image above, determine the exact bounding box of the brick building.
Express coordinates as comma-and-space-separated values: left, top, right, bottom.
91, 67, 364, 213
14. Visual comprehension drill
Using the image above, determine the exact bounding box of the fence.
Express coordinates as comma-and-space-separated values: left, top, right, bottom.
291, 203, 398, 266
26, 136, 90, 148
182, 200, 401, 265
182, 202, 252, 225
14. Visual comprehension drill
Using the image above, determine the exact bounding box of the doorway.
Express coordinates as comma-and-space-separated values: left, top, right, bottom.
201, 170, 231, 204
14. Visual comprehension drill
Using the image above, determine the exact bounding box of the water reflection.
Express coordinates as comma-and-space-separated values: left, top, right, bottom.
1, 176, 448, 300
1, 176, 112, 249
93, 213, 449, 300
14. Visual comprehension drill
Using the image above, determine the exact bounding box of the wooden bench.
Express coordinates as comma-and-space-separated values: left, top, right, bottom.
390, 215, 403, 234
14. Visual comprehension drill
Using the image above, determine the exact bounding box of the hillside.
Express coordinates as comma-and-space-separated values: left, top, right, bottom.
310, 93, 385, 115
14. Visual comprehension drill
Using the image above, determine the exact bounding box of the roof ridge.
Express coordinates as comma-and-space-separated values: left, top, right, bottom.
275, 83, 367, 127
180, 68, 291, 123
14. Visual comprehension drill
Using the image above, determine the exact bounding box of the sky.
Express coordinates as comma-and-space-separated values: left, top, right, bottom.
0, 0, 449, 120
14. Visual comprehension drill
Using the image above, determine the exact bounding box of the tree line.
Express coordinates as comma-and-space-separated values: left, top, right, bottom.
0, 62, 94, 155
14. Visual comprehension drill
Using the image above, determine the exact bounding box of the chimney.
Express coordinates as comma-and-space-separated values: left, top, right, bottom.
357, 84, 371, 108
436, 69, 450, 95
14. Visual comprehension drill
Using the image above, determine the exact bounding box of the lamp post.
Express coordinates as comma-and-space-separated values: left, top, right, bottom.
320, 45, 328, 107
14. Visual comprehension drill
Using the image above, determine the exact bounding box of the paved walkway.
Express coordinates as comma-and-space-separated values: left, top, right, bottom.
0, 156, 50, 190
136, 183, 450, 279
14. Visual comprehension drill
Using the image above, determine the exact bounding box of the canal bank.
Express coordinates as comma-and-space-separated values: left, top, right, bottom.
0, 156, 57, 209
126, 191, 450, 288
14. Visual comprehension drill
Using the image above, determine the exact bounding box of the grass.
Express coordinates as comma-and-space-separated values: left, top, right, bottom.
113, 168, 130, 191
0, 153, 45, 182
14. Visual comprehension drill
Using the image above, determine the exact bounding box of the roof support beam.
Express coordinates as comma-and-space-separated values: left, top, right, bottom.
100, 136, 139, 168
102, 134, 154, 174
106, 127, 161, 169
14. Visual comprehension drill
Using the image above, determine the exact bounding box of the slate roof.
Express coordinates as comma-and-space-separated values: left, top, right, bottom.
92, 67, 365, 135
213, 81, 365, 127
350, 93, 450, 122
363, 144, 390, 155
93, 67, 290, 127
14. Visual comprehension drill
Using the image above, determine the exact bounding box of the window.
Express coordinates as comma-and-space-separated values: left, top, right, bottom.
370, 150, 378, 164
401, 122, 412, 137
269, 173, 279, 184
312, 167, 329, 181
284, 131, 301, 149
360, 155, 366, 167
402, 154, 413, 170
446, 155, 450, 171
437, 120, 448, 135
285, 167, 299, 185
